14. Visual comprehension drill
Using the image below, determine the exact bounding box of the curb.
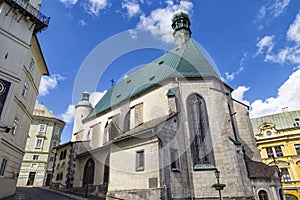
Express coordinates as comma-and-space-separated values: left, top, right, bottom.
39, 187, 88, 200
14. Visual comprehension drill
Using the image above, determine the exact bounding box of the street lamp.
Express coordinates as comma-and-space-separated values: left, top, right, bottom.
212, 169, 225, 200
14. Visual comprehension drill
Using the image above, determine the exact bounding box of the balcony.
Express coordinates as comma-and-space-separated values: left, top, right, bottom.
2, 0, 50, 32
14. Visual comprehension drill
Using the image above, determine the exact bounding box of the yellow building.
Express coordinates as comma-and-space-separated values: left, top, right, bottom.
251, 110, 300, 200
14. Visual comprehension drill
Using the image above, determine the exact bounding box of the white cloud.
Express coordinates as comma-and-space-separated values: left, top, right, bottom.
122, 0, 141, 18
225, 53, 247, 81
231, 86, 250, 106
89, 91, 107, 107
269, 0, 291, 17
60, 0, 78, 7
255, 35, 275, 56
60, 104, 75, 124
38, 74, 65, 96
256, 0, 291, 21
84, 0, 110, 16
136, 0, 193, 43
287, 12, 300, 44
250, 69, 300, 118
79, 19, 87, 26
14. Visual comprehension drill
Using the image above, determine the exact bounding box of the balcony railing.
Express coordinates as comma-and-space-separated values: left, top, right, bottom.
2, 0, 50, 32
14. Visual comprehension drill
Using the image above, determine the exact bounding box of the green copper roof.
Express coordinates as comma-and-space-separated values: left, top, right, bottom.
85, 39, 220, 120
251, 110, 300, 133
76, 100, 92, 108
171, 9, 190, 22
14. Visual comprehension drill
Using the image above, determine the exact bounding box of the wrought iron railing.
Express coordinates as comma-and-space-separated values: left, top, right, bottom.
3, 0, 50, 31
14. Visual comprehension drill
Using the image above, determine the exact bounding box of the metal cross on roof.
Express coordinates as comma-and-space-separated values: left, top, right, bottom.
110, 79, 115, 86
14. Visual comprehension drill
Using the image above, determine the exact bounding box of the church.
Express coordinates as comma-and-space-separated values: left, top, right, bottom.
54, 8, 284, 200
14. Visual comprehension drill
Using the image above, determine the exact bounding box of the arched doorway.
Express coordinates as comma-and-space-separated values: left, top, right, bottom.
258, 190, 269, 200
83, 158, 95, 186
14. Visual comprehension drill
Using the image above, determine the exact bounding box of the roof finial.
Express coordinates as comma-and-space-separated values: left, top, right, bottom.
177, 0, 181, 10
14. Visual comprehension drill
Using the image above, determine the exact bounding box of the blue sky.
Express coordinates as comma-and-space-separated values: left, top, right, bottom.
36, 0, 300, 144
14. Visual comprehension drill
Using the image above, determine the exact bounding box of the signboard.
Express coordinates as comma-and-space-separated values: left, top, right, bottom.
0, 78, 11, 116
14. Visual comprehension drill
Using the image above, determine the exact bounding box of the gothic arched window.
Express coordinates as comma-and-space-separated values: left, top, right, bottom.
83, 158, 95, 186
187, 94, 215, 169
258, 190, 269, 200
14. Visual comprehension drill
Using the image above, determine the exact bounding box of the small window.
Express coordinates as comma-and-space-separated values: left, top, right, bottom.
170, 149, 180, 171
35, 138, 43, 148
11, 118, 19, 135
33, 155, 39, 160
295, 144, 300, 155
258, 190, 269, 200
266, 147, 273, 158
54, 127, 60, 135
39, 124, 47, 133
281, 168, 291, 182
22, 82, 29, 97
136, 150, 144, 171
274, 146, 283, 157
52, 141, 57, 148
0, 158, 8, 176
49, 157, 54, 162
29, 58, 34, 71
266, 131, 272, 136
295, 118, 300, 121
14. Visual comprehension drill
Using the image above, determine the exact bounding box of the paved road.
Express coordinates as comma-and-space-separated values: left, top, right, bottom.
2, 187, 79, 200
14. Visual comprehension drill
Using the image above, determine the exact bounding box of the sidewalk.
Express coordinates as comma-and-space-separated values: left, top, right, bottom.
39, 187, 88, 200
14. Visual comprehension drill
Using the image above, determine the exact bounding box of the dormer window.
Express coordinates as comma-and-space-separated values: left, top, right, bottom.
266, 130, 272, 136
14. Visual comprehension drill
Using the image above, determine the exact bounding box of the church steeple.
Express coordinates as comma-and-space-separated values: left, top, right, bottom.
171, 7, 191, 47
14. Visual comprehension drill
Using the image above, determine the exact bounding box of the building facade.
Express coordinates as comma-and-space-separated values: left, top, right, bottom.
0, 0, 49, 197
252, 110, 300, 200
52, 9, 284, 200
16, 103, 65, 187
51, 140, 89, 190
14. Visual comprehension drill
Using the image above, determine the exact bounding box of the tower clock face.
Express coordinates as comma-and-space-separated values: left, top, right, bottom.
0, 81, 6, 95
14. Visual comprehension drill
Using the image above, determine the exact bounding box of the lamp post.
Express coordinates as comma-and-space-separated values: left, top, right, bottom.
213, 169, 224, 200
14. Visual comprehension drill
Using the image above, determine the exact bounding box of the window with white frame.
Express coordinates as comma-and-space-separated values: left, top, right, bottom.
136, 150, 144, 171
11, 118, 19, 135
294, 144, 300, 155
54, 127, 60, 135
38, 124, 47, 133
29, 58, 34, 71
266, 147, 273, 158
274, 146, 283, 157
21, 82, 29, 97
35, 138, 43, 148
0, 158, 8, 176
281, 168, 291, 182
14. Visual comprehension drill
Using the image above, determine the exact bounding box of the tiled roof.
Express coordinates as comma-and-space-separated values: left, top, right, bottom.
245, 156, 278, 179
251, 110, 300, 133
85, 39, 220, 120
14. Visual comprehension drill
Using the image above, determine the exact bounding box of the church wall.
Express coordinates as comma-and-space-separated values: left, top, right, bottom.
177, 79, 253, 199
79, 81, 178, 149
232, 100, 261, 161
108, 136, 160, 193
73, 149, 109, 188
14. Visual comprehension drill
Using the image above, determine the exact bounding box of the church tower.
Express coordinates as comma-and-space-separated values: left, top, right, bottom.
72, 91, 93, 141
171, 8, 192, 47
